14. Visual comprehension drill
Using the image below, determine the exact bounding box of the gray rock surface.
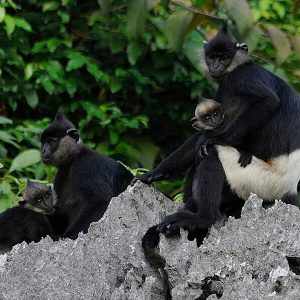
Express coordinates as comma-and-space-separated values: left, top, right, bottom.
0, 183, 300, 300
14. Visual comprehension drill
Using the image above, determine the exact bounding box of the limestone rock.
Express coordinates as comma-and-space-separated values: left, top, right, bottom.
0, 184, 300, 300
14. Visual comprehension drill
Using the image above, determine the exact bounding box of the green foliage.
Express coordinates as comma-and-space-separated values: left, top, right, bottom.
2, 0, 300, 211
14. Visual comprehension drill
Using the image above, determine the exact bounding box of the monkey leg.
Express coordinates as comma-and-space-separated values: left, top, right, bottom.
281, 193, 300, 208
157, 150, 225, 236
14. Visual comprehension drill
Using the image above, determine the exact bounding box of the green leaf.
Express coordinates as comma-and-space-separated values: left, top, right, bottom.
127, 0, 147, 39
41, 77, 55, 94
265, 25, 291, 64
14, 17, 32, 32
43, 60, 64, 81
109, 129, 119, 145
4, 14, 15, 36
24, 89, 39, 109
109, 78, 122, 93
291, 35, 300, 60
164, 10, 193, 53
24, 63, 34, 80
86, 61, 109, 82
98, 0, 112, 15
0, 116, 13, 125
42, 1, 59, 12
66, 52, 87, 71
223, 0, 253, 34
0, 131, 19, 148
183, 30, 204, 68
0, 7, 6, 23
9, 149, 41, 173
127, 41, 143, 65
243, 26, 261, 53
0, 181, 11, 194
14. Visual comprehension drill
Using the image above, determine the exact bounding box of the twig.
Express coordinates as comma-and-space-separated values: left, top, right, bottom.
170, 0, 226, 21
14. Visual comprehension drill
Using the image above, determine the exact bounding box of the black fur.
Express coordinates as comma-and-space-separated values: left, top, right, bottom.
193, 96, 252, 167
0, 181, 56, 254
142, 226, 171, 300
41, 112, 133, 239
136, 23, 300, 247
0, 206, 54, 254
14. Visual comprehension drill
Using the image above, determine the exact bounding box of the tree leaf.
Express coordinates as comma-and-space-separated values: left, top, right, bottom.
265, 25, 291, 64
126, 0, 147, 39
24, 89, 38, 109
4, 14, 15, 36
291, 35, 300, 60
0, 131, 19, 148
0, 7, 6, 23
9, 149, 41, 173
223, 0, 253, 34
164, 10, 193, 53
98, 0, 112, 15
109, 78, 122, 93
0, 116, 13, 125
127, 41, 142, 65
66, 52, 87, 71
243, 26, 261, 53
14, 17, 32, 32
24, 63, 34, 80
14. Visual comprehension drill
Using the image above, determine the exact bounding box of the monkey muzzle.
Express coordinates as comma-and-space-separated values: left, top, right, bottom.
191, 117, 201, 130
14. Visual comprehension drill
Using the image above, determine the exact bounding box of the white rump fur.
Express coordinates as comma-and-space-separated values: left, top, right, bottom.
216, 145, 300, 200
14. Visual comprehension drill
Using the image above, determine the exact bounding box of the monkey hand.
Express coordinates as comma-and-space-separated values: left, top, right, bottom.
157, 210, 211, 237
131, 171, 169, 186
238, 150, 252, 168
199, 139, 214, 158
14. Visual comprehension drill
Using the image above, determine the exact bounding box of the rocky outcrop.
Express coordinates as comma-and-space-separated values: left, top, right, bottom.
0, 182, 300, 300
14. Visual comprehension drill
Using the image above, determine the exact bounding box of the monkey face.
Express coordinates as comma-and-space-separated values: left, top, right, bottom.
19, 182, 57, 215
205, 52, 234, 79
192, 98, 226, 131
41, 111, 80, 167
192, 110, 225, 131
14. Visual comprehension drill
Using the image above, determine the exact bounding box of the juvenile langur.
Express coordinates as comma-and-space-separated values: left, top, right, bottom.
0, 180, 56, 254
192, 96, 252, 168
135, 22, 300, 245
41, 111, 134, 239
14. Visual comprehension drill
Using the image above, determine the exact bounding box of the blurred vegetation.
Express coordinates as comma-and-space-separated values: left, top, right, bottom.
1, 0, 300, 210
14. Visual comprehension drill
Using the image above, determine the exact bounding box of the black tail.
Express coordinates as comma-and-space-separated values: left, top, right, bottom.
142, 225, 172, 300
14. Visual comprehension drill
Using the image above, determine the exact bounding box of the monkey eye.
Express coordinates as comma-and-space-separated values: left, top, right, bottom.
36, 196, 43, 203
213, 112, 219, 116
205, 116, 211, 121
44, 192, 50, 198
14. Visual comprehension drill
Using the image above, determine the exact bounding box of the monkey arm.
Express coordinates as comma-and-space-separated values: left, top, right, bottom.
132, 131, 206, 185
208, 80, 280, 147
63, 185, 112, 239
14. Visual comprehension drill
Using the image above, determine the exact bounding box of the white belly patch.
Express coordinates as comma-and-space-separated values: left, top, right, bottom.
216, 145, 300, 200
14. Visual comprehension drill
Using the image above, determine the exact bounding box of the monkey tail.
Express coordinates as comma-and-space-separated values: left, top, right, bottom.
142, 225, 172, 300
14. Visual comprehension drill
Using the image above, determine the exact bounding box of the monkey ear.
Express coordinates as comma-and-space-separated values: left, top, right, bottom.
66, 128, 80, 142
54, 107, 66, 123
197, 96, 205, 104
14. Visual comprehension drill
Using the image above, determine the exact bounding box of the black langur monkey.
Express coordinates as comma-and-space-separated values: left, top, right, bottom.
136, 22, 300, 239
192, 96, 252, 168
0, 180, 56, 254
41, 111, 133, 239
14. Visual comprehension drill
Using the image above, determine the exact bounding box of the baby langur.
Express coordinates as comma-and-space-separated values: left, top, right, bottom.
191, 97, 252, 168
0, 180, 56, 254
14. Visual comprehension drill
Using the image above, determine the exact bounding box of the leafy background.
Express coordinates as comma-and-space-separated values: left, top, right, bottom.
1, 0, 300, 211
